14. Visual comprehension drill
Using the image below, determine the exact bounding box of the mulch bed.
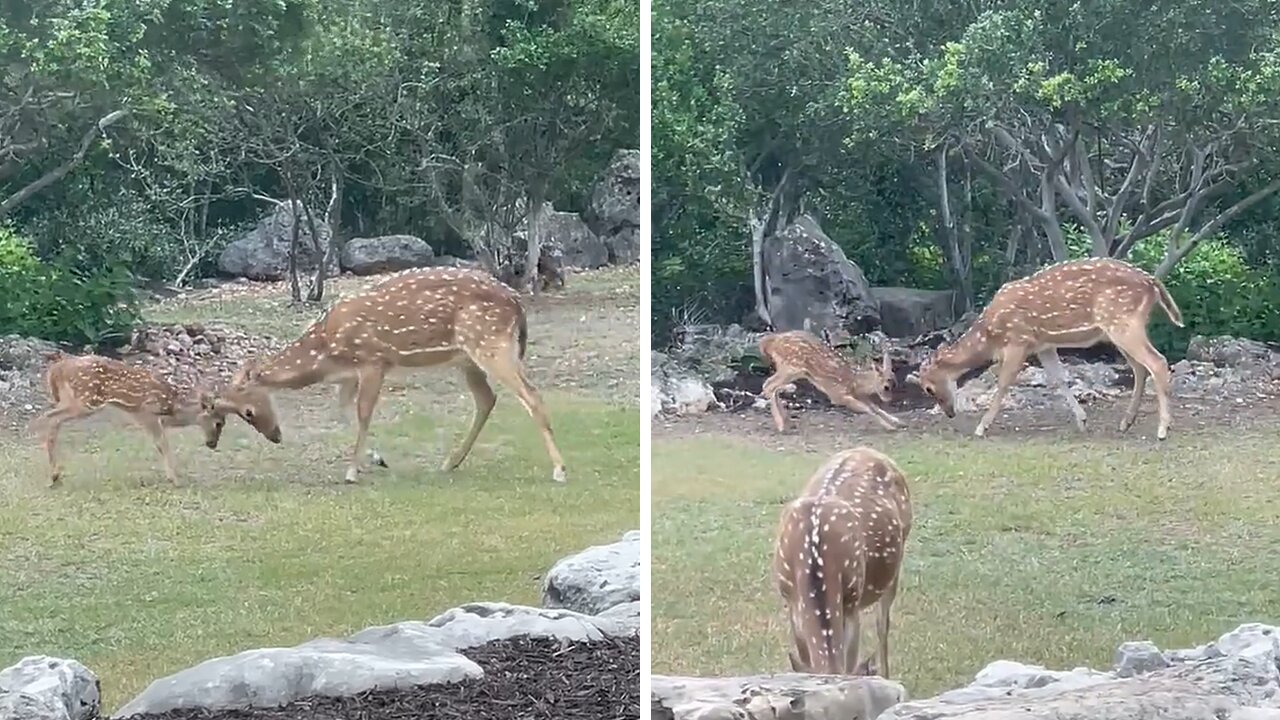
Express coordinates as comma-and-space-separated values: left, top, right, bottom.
115, 635, 639, 720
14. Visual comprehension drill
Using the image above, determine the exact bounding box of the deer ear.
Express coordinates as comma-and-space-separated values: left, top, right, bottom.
199, 390, 218, 413
232, 360, 260, 387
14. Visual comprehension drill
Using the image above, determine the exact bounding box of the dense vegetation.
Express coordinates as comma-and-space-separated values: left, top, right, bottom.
653, 0, 1280, 355
0, 0, 638, 345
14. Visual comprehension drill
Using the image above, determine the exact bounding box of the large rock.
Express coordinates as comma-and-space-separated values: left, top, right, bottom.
880, 624, 1280, 720
586, 149, 640, 265
650, 673, 906, 720
217, 201, 338, 281
652, 351, 719, 417
419, 601, 638, 646
1187, 335, 1280, 372
114, 632, 480, 717
872, 287, 956, 338
543, 530, 641, 616
340, 235, 434, 275
545, 208, 610, 269
762, 215, 881, 337
0, 657, 99, 720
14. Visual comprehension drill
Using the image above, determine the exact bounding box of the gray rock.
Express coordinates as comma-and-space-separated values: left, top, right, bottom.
115, 633, 479, 717
422, 602, 636, 648
340, 235, 434, 275
542, 530, 640, 616
1187, 335, 1279, 370
872, 286, 956, 338
650, 673, 905, 720
1213, 624, 1280, 667
0, 335, 61, 372
544, 209, 609, 269
217, 201, 338, 281
585, 149, 640, 265
1115, 640, 1169, 677
668, 324, 764, 384
0, 656, 99, 720
879, 650, 1280, 720
762, 214, 880, 337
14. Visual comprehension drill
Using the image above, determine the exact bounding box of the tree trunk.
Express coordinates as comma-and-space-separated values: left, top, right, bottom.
524, 189, 546, 297
307, 164, 343, 302
282, 172, 302, 303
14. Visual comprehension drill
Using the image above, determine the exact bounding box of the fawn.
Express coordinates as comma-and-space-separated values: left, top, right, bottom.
759, 330, 902, 432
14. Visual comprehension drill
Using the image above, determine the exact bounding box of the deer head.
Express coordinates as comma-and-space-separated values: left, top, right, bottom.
852, 352, 895, 405
212, 363, 283, 444
196, 390, 227, 449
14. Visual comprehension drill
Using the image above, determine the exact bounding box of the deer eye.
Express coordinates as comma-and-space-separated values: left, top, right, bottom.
243, 408, 255, 420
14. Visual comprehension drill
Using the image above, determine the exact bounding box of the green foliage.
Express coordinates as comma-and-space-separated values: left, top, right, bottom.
0, 226, 139, 346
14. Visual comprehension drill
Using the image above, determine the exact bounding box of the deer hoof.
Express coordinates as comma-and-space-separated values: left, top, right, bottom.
973, 425, 987, 438
344, 468, 359, 484
48, 474, 62, 488
552, 467, 567, 483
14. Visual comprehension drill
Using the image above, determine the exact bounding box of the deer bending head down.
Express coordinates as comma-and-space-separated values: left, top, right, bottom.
773, 447, 913, 677
908, 258, 1184, 439
759, 330, 902, 432
226, 267, 566, 483
30, 354, 279, 487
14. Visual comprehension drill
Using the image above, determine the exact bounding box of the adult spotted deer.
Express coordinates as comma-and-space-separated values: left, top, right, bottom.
30, 354, 280, 487
773, 447, 913, 677
907, 258, 1183, 439
226, 267, 566, 483
759, 330, 902, 432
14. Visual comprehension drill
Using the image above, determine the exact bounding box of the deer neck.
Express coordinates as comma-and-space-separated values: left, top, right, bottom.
159, 395, 205, 428
934, 321, 997, 376
255, 334, 334, 389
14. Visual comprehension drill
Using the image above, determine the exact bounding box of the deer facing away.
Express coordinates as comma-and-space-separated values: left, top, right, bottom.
773, 447, 913, 677
30, 354, 280, 487
759, 330, 903, 432
226, 267, 566, 483
907, 257, 1183, 439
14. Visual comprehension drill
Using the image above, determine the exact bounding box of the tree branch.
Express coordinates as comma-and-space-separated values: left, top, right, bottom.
0, 109, 129, 217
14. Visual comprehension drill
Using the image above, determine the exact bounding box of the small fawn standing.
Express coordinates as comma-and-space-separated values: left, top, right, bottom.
30, 353, 280, 487
759, 330, 903, 432
773, 447, 913, 677
226, 267, 566, 484
907, 257, 1183, 439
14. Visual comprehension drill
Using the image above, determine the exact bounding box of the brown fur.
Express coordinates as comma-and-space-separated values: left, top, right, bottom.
773, 448, 913, 677
229, 267, 565, 483
759, 330, 901, 432
910, 257, 1182, 439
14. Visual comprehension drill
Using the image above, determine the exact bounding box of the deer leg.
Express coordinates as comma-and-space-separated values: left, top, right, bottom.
336, 378, 387, 469
1036, 349, 1087, 431
835, 394, 902, 431
442, 361, 498, 472
35, 403, 92, 487
762, 369, 802, 432
471, 349, 567, 483
133, 413, 179, 486
841, 606, 863, 676
346, 366, 386, 483
867, 402, 906, 430
1109, 328, 1173, 440
876, 580, 899, 678
975, 346, 1027, 437
1115, 348, 1149, 432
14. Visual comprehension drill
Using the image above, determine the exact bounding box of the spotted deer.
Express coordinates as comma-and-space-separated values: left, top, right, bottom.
907, 258, 1184, 439
773, 447, 913, 677
226, 267, 566, 483
30, 353, 280, 487
759, 330, 903, 432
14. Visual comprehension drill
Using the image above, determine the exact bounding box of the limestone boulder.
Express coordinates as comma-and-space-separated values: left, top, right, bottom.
872, 287, 956, 338
542, 530, 641, 616
340, 235, 434, 275
762, 214, 880, 337
217, 201, 338, 281
650, 673, 906, 720
0, 656, 99, 720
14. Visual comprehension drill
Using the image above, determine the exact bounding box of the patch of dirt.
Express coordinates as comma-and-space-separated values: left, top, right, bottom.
111, 636, 640, 720
657, 389, 1280, 452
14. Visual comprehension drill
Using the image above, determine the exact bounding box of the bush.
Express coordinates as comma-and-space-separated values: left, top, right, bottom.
0, 226, 141, 347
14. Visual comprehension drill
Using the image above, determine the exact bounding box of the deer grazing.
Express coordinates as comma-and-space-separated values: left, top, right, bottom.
759, 330, 903, 432
773, 447, 913, 677
907, 258, 1184, 439
225, 266, 567, 484
30, 353, 281, 487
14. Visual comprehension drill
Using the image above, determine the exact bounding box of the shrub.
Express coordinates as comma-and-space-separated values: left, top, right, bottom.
0, 225, 141, 347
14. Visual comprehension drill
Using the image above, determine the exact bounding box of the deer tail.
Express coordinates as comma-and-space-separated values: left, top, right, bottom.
803, 500, 846, 672
1152, 278, 1184, 328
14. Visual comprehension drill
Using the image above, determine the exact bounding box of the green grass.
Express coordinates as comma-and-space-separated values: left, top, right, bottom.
0, 270, 639, 712
651, 427, 1280, 698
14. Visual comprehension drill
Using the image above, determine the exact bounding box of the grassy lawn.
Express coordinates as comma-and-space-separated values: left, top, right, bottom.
651, 422, 1280, 699
0, 268, 640, 712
